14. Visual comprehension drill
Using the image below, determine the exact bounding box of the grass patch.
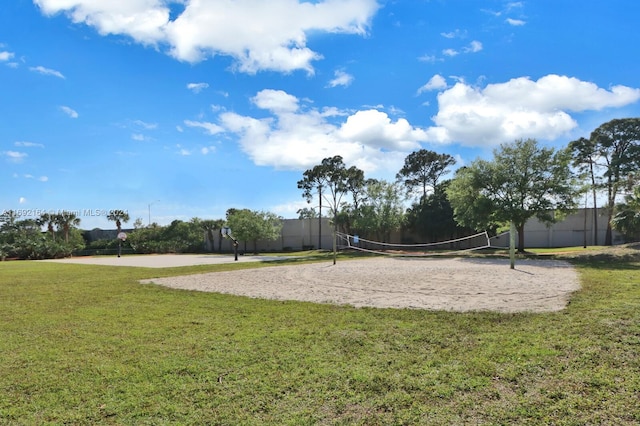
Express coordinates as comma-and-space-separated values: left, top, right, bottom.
1, 252, 639, 424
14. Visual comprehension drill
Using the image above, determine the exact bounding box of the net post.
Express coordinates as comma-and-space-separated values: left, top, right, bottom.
509, 221, 516, 269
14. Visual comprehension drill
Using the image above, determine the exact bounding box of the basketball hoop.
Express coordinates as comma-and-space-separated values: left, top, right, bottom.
117, 232, 127, 258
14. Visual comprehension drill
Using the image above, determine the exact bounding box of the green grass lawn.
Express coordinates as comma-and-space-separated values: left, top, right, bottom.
1, 252, 639, 425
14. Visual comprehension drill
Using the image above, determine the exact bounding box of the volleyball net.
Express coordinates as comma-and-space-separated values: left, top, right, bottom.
336, 231, 492, 257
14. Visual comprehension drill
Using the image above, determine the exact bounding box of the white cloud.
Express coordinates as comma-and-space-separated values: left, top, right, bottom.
0, 51, 14, 61
19, 197, 27, 204
464, 40, 483, 53
218, 89, 427, 174
176, 145, 191, 156
417, 74, 448, 94
22, 174, 48, 182
444, 41, 482, 58
115, 150, 138, 157
506, 2, 524, 11
327, 70, 354, 88
15, 141, 44, 148
425, 74, 640, 146
201, 146, 216, 155
337, 110, 426, 151
484, 2, 523, 17
417, 54, 439, 63
271, 199, 314, 218
4, 151, 28, 163
187, 82, 209, 93
34, 0, 168, 44
184, 119, 224, 135
506, 18, 526, 26
131, 133, 149, 141
29, 65, 65, 78
134, 119, 158, 129
60, 105, 78, 118
34, 0, 380, 74
252, 89, 300, 113
440, 29, 466, 39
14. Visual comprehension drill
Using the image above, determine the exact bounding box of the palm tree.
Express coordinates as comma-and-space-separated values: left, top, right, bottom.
56, 211, 81, 243
200, 219, 217, 252
37, 213, 57, 240
107, 210, 130, 234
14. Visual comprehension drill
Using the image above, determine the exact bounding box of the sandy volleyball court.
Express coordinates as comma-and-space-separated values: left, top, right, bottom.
141, 257, 580, 313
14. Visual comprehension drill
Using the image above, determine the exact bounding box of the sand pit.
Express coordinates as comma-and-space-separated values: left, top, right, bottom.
141, 257, 580, 313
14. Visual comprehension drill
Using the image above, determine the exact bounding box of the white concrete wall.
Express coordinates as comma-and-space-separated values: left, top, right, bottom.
213, 218, 333, 253
220, 209, 623, 252
489, 208, 622, 249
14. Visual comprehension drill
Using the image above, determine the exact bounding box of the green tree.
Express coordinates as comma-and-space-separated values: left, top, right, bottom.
447, 138, 580, 252
611, 185, 640, 241
589, 118, 640, 245
405, 180, 471, 242
161, 219, 204, 252
396, 149, 456, 199
9, 219, 46, 259
55, 211, 81, 243
0, 210, 18, 233
339, 170, 369, 237
297, 207, 317, 219
226, 209, 282, 253
298, 156, 356, 264
345, 166, 367, 210
127, 223, 165, 253
298, 166, 325, 250
37, 213, 57, 240
569, 136, 601, 244
201, 218, 225, 252
359, 179, 405, 242
107, 209, 130, 234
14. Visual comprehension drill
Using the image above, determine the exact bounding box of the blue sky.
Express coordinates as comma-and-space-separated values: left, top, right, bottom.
2, 0, 639, 229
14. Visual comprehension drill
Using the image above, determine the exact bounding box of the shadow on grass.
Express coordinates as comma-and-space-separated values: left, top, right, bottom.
568, 255, 640, 270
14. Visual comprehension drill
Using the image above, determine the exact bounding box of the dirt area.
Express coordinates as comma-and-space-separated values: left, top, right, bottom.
141, 257, 581, 313
42, 243, 639, 313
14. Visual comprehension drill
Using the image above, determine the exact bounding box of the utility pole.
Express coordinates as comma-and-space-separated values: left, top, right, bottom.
148, 200, 159, 226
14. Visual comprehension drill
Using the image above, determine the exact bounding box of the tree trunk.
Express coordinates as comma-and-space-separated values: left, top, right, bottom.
605, 174, 615, 246
517, 222, 526, 253
318, 187, 322, 250
605, 193, 614, 246
605, 216, 613, 246
207, 230, 214, 252
589, 161, 598, 245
